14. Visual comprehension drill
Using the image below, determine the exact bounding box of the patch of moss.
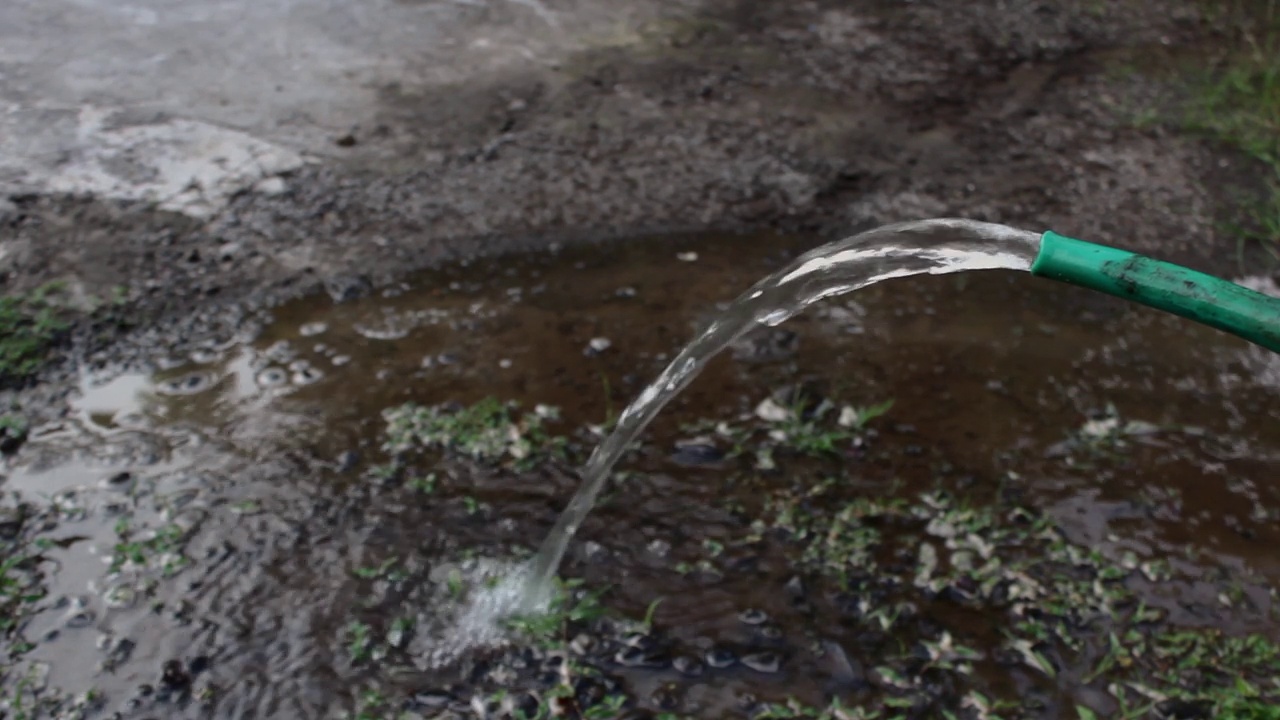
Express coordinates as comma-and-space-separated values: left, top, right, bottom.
0, 284, 70, 385
1184, 2, 1280, 258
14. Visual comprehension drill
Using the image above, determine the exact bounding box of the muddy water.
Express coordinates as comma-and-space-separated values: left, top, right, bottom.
3, 232, 1279, 719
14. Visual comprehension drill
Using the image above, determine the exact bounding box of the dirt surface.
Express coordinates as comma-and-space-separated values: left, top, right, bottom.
2, 230, 1278, 719
3, 4, 1280, 716
1, 0, 1270, 396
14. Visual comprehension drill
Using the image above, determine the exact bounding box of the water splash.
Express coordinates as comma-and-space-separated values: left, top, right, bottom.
520, 219, 1042, 607
414, 557, 539, 669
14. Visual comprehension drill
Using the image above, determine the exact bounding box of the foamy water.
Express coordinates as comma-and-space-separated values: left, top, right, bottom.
414, 558, 549, 669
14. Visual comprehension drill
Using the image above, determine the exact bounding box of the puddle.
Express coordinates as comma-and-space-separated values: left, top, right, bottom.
2, 232, 1279, 719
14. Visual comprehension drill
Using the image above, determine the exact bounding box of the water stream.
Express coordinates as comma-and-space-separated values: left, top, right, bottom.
521, 218, 1043, 607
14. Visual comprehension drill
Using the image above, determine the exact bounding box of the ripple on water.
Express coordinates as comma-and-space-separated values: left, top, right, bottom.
157, 372, 213, 396
255, 367, 289, 388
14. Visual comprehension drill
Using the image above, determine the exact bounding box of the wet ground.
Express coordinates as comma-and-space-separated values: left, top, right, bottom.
4, 0, 1280, 717
3, 232, 1279, 719
3, 0, 1271, 353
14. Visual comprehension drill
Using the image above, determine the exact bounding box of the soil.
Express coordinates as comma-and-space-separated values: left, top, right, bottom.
4, 2, 1280, 719
2, 0, 1270, 399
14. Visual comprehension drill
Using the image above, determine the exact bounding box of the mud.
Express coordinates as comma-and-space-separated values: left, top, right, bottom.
4, 1, 1280, 718
2, 231, 1278, 719
2, 1, 1273, 398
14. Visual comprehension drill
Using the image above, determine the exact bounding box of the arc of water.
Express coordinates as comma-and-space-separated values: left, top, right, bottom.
520, 219, 1043, 608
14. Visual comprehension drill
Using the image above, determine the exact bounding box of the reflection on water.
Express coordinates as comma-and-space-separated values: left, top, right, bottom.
0, 231, 1277, 719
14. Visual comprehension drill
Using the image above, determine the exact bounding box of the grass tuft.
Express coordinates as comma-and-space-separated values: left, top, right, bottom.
1183, 1, 1280, 257
0, 284, 70, 385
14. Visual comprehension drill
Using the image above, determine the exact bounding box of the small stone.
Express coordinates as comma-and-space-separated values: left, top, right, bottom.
650, 684, 680, 710
217, 242, 242, 261
105, 637, 137, 666
585, 337, 612, 355
705, 647, 737, 668
104, 471, 134, 489
541, 652, 566, 671
580, 541, 606, 562
1154, 699, 1213, 719
254, 177, 287, 196
820, 639, 863, 685
573, 676, 610, 707
514, 692, 541, 718
672, 655, 704, 677
623, 632, 659, 650
569, 633, 595, 656
161, 659, 191, 690
738, 609, 769, 626
0, 420, 27, 455
412, 690, 453, 710
647, 539, 671, 558
324, 274, 371, 303
754, 397, 792, 423
670, 441, 724, 467
336, 451, 360, 473
741, 651, 782, 673
0, 508, 23, 540
758, 624, 783, 641
784, 575, 805, 595
66, 609, 96, 629
299, 321, 328, 337
677, 252, 698, 262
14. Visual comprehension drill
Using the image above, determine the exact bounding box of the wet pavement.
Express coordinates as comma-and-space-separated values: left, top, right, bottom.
2, 232, 1278, 718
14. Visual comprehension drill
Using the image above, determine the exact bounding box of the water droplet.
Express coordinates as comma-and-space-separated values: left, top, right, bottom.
757, 309, 792, 327
299, 322, 328, 337
292, 368, 324, 386
256, 368, 288, 388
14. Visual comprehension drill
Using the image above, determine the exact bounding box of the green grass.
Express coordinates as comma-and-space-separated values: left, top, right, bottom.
380, 398, 567, 471
110, 517, 189, 576
1183, 1, 1280, 257
0, 284, 70, 384
503, 577, 607, 647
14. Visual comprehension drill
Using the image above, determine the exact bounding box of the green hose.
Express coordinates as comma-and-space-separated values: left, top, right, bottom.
1030, 231, 1280, 353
